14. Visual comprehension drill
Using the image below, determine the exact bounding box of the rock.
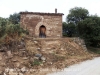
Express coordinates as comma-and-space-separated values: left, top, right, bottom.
0, 49, 4, 52
34, 57, 39, 60
6, 51, 13, 58
19, 73, 23, 75
34, 41, 38, 44
3, 72, 6, 75
37, 48, 41, 50
21, 38, 24, 41
12, 59, 17, 62
0, 62, 6, 66
40, 63, 43, 66
72, 53, 74, 55
13, 52, 18, 55
43, 61, 46, 63
9, 71, 18, 75
3, 47, 7, 51
49, 51, 53, 54
61, 48, 64, 50
42, 50, 45, 51
5, 67, 9, 73
41, 57, 46, 61
79, 43, 81, 45
14, 62, 20, 67
48, 62, 53, 65
21, 67, 26, 73
35, 54, 42, 58
21, 41, 25, 47
22, 57, 28, 60
18, 45, 23, 49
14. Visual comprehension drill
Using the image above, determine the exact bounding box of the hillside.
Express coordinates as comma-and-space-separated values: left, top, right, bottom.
0, 37, 99, 75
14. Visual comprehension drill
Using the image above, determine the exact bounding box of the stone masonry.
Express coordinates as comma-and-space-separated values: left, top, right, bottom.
20, 10, 64, 38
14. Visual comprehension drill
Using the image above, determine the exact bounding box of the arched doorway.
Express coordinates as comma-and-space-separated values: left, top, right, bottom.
39, 25, 46, 38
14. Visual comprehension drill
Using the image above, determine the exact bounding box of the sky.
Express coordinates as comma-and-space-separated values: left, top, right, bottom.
0, 0, 100, 21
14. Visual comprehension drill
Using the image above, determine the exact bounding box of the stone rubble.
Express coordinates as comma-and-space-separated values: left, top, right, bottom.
0, 37, 97, 75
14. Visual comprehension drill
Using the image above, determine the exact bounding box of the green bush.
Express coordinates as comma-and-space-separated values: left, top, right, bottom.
30, 59, 42, 66
0, 17, 28, 45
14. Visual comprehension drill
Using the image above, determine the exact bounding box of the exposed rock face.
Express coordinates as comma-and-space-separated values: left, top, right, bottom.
20, 12, 63, 38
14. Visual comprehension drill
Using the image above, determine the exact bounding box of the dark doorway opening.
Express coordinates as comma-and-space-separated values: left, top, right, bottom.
39, 25, 46, 38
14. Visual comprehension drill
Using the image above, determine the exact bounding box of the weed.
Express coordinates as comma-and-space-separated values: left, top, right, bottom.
30, 59, 42, 66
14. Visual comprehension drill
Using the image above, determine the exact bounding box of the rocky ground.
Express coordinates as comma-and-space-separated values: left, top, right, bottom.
0, 37, 99, 75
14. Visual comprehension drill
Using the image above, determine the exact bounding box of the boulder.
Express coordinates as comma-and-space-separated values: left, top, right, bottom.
35, 54, 42, 58
34, 41, 38, 44
21, 67, 26, 73
41, 57, 46, 61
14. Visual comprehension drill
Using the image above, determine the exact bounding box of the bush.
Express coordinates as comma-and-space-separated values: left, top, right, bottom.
0, 17, 28, 45
30, 59, 42, 66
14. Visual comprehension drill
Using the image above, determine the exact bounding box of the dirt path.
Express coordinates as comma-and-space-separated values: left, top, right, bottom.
47, 57, 100, 75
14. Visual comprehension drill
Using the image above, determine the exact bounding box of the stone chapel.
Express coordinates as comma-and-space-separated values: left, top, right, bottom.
20, 9, 64, 38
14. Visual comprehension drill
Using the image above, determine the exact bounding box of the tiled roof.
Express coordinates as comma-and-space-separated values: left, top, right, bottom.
20, 12, 64, 16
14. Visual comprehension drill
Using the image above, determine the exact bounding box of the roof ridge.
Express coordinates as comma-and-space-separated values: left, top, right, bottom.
20, 12, 64, 15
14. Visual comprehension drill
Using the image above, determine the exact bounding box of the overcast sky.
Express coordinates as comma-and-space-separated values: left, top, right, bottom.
0, 0, 100, 21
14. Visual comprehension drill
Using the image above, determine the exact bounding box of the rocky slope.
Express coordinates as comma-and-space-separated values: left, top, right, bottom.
0, 37, 98, 75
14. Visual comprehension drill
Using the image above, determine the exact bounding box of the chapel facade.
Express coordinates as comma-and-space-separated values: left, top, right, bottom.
20, 9, 64, 38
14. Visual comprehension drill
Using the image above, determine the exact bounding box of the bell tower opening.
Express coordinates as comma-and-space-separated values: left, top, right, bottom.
39, 25, 46, 38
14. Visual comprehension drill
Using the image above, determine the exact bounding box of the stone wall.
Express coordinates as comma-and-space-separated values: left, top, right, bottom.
20, 12, 63, 38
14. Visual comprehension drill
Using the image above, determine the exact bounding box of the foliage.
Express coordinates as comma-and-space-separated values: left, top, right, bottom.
0, 17, 7, 37
0, 17, 28, 45
67, 7, 89, 24
64, 7, 100, 48
78, 16, 100, 47
30, 59, 42, 66
63, 22, 76, 37
9, 13, 20, 24
88, 47, 100, 54
64, 7, 89, 37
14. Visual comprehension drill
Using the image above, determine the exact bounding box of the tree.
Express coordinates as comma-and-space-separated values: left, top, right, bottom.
64, 7, 89, 37
9, 13, 20, 24
0, 17, 7, 37
63, 22, 76, 37
0, 16, 28, 45
67, 7, 89, 25
78, 16, 100, 47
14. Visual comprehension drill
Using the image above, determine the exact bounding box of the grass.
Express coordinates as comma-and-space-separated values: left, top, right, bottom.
30, 59, 42, 66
